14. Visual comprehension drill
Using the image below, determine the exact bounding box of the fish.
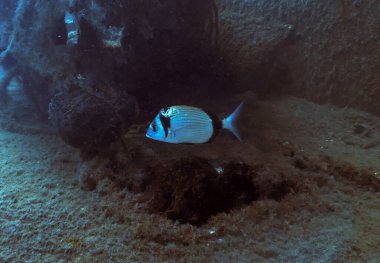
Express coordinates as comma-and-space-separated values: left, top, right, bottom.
64, 11, 79, 46
146, 102, 243, 144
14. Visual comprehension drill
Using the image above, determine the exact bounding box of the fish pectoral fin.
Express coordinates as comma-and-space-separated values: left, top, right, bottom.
169, 126, 190, 139
167, 128, 174, 138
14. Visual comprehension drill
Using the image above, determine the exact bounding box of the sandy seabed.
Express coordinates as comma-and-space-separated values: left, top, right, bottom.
0, 94, 379, 263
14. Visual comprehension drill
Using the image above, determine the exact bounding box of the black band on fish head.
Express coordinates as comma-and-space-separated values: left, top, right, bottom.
160, 107, 171, 118
151, 120, 158, 132
159, 112, 171, 138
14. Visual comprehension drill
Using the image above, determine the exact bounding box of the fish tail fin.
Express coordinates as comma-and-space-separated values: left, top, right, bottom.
222, 102, 243, 141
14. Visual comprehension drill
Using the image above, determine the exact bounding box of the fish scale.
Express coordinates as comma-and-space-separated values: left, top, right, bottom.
166, 107, 213, 143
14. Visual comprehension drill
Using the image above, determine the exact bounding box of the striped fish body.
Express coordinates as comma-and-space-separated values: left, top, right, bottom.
146, 103, 243, 144
164, 106, 217, 144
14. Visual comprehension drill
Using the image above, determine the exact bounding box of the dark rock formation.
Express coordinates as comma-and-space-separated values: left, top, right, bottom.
48, 87, 138, 151
1, 0, 218, 151
8, 0, 218, 95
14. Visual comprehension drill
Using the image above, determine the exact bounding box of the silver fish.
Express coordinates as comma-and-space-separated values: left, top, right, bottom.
146, 103, 243, 144
64, 11, 79, 46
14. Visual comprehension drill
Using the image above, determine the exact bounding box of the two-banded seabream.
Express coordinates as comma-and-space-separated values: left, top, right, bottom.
146, 103, 243, 144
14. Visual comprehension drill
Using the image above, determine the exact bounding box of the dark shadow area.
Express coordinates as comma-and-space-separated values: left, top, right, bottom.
143, 157, 297, 226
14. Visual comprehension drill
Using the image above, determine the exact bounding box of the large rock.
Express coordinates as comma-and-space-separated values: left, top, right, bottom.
48, 84, 138, 151
218, 0, 380, 115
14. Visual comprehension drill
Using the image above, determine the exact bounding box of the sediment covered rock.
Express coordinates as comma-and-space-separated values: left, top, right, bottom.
142, 157, 299, 225
218, 0, 380, 115
48, 84, 138, 150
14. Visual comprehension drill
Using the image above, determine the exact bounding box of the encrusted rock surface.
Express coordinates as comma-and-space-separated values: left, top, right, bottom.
218, 0, 380, 115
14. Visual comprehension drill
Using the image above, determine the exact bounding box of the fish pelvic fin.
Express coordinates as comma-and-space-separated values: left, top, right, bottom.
222, 102, 243, 141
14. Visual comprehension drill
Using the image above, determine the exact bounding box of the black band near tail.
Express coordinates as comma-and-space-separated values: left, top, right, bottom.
205, 111, 222, 143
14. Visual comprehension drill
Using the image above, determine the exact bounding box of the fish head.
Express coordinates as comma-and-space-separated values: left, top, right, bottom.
146, 113, 167, 142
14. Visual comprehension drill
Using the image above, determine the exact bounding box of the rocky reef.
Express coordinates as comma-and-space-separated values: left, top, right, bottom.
1, 0, 380, 228
1, 0, 380, 149
1, 0, 219, 152
217, 0, 380, 114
